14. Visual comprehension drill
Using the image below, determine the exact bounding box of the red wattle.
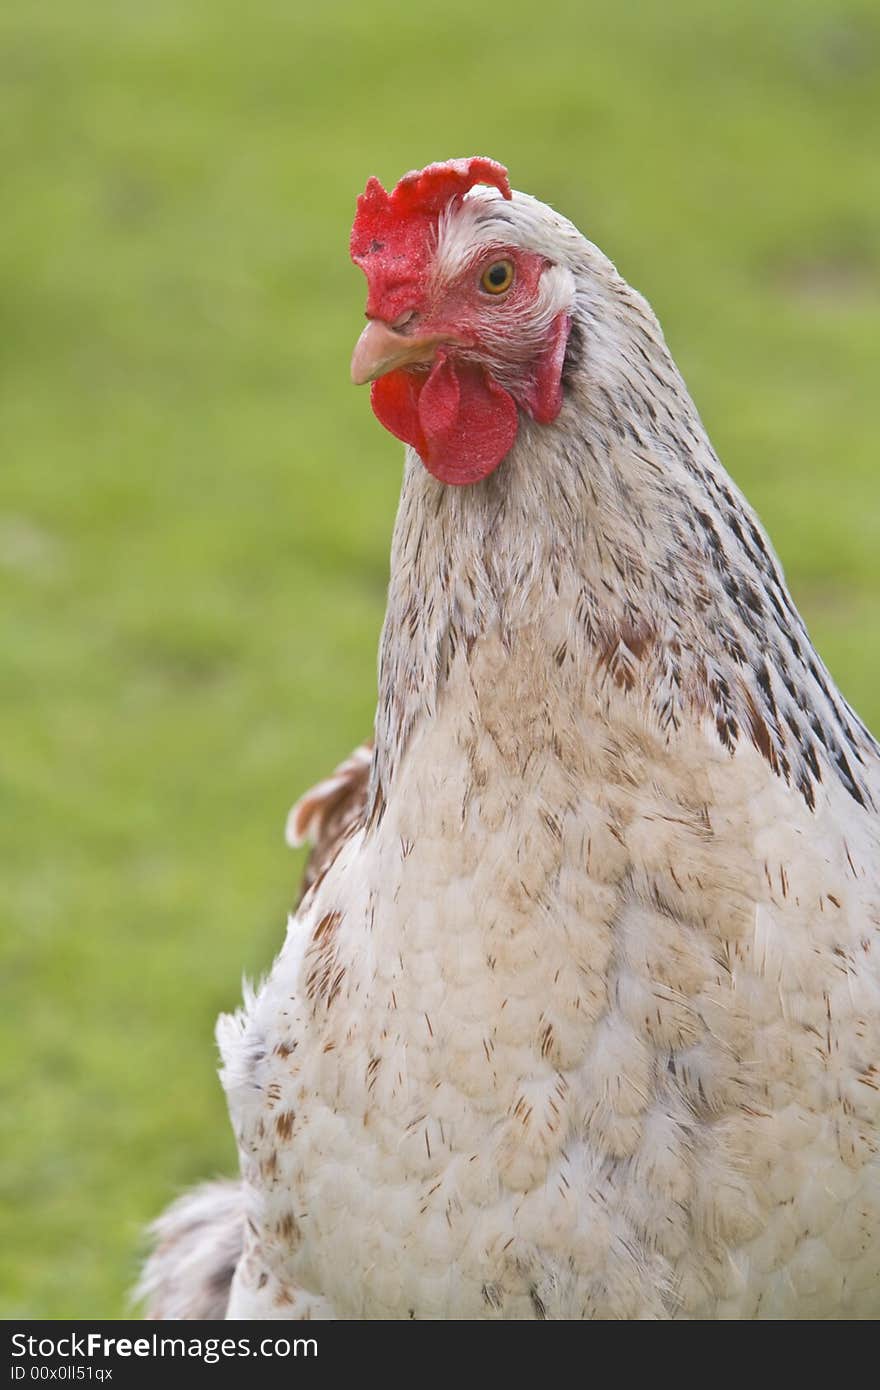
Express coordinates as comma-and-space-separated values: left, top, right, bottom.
418, 353, 518, 485
370, 370, 426, 457
370, 354, 519, 487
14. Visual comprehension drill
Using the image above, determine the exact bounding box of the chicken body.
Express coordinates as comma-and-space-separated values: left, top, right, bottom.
145, 166, 880, 1320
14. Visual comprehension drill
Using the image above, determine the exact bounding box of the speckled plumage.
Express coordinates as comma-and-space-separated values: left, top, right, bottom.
143, 174, 880, 1320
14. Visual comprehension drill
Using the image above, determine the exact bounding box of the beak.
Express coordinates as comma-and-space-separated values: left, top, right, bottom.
351, 319, 443, 385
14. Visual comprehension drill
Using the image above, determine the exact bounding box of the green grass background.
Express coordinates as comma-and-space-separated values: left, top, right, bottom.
1, 0, 878, 1317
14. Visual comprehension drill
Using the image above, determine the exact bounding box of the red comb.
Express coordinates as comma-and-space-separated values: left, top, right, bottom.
351, 158, 511, 319
351, 158, 510, 259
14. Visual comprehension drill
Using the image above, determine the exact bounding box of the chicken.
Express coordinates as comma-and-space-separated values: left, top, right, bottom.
141, 157, 880, 1320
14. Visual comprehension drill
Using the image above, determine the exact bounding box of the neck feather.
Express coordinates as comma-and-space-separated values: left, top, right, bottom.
368, 271, 876, 822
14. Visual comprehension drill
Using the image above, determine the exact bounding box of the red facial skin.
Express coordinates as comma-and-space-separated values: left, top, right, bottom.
351, 160, 570, 486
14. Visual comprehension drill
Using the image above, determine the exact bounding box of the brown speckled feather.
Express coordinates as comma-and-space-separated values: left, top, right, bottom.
286, 744, 372, 900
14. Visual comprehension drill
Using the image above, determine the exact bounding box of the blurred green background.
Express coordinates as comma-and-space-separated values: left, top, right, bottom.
1, 0, 878, 1317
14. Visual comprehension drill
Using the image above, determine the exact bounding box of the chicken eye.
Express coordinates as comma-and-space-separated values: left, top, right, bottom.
480, 259, 514, 295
